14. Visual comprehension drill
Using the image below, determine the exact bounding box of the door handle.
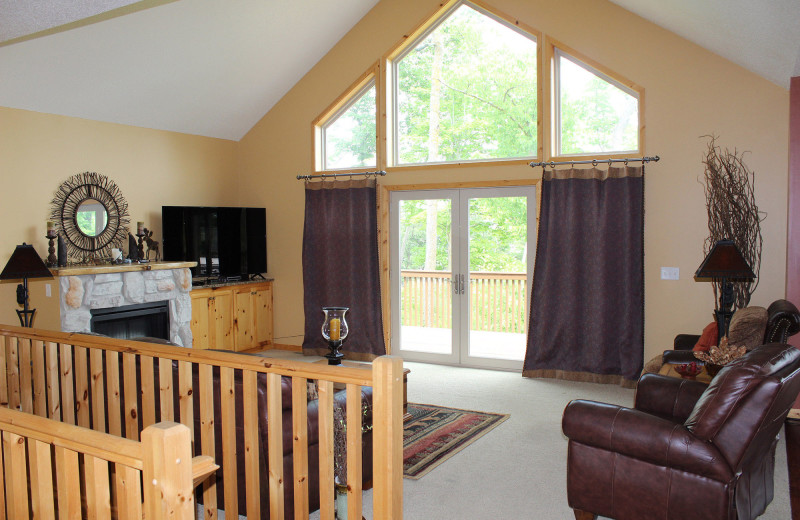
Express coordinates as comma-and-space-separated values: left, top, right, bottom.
453, 275, 459, 295
460, 274, 465, 295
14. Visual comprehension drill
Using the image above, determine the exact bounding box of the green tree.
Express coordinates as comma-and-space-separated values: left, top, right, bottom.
325, 84, 376, 169
397, 4, 538, 164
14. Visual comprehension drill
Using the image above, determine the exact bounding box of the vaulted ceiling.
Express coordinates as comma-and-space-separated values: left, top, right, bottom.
1, 0, 798, 141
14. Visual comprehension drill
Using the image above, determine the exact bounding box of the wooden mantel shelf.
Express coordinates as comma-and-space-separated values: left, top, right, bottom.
50, 261, 197, 277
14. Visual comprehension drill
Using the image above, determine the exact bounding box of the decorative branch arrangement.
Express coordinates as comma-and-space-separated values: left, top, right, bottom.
701, 136, 764, 309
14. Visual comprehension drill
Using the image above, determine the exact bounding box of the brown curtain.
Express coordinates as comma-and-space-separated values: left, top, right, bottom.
523, 166, 644, 388
302, 179, 386, 360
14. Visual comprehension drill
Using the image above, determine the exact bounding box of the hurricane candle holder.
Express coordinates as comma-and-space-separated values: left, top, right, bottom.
322, 306, 349, 365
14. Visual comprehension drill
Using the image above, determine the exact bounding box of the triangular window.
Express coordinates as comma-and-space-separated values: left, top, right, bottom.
320, 79, 377, 171
554, 49, 639, 156
393, 2, 538, 165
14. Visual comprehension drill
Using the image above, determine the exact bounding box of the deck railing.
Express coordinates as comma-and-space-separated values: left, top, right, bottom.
400, 270, 528, 333
0, 325, 404, 520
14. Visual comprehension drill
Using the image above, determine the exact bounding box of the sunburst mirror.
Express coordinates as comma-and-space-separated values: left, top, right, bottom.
50, 172, 130, 263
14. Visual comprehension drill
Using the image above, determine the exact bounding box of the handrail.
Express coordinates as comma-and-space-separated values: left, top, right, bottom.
0, 405, 143, 468
0, 406, 214, 520
0, 324, 373, 386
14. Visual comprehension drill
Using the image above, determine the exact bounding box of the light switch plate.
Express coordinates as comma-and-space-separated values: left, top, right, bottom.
661, 267, 679, 280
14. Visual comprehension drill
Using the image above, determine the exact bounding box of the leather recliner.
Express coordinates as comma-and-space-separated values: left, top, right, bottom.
562, 343, 800, 520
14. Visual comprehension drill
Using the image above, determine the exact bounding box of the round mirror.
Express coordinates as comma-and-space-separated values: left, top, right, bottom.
50, 172, 130, 263
75, 199, 109, 237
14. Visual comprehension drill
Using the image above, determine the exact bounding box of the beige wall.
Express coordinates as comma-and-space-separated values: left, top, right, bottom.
0, 106, 238, 329
237, 0, 791, 361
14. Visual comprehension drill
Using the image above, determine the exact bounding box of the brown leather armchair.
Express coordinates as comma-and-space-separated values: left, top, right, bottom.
563, 343, 800, 520
662, 299, 800, 365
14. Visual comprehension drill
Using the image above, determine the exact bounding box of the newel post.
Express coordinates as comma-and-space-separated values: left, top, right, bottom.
373, 356, 404, 519
142, 422, 195, 520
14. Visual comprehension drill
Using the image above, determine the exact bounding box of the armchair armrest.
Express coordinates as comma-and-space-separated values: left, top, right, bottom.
766, 299, 800, 343
662, 349, 702, 365
634, 373, 708, 422
562, 399, 732, 482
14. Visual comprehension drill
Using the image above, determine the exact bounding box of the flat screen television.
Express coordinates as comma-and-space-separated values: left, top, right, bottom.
162, 206, 266, 280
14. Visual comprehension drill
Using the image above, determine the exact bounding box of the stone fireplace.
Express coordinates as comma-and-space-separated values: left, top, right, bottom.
54, 263, 195, 347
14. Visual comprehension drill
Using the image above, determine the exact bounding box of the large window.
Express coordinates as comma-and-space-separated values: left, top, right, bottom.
312, 0, 644, 172
554, 49, 639, 156
394, 3, 538, 165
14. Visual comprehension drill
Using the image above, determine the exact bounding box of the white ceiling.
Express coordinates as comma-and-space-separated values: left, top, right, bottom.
0, 0, 379, 141
607, 0, 800, 88
0, 0, 798, 141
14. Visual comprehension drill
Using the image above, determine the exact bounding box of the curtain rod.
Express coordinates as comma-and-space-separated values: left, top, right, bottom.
529, 156, 660, 168
296, 170, 387, 181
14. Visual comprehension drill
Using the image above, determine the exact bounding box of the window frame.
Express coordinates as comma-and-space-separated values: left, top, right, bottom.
312, 66, 380, 173
385, 0, 543, 168
548, 41, 645, 160
312, 1, 646, 173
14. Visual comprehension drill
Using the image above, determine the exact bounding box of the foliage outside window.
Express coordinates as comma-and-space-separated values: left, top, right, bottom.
395, 3, 538, 165
321, 80, 376, 170
555, 50, 639, 156
398, 197, 527, 272
312, 0, 644, 171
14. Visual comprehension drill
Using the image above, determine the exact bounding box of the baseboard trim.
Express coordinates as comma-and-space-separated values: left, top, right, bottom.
271, 343, 303, 352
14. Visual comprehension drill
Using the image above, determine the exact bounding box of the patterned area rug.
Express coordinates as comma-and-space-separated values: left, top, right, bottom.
403, 403, 509, 479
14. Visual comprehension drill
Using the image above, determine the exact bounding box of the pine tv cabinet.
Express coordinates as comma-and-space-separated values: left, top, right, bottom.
190, 279, 273, 351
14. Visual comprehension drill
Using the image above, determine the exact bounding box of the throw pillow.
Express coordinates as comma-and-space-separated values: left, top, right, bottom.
641, 354, 663, 376
727, 306, 768, 349
693, 321, 719, 352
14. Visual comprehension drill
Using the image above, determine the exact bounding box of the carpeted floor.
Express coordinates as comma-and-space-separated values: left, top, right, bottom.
258, 351, 791, 519
403, 403, 509, 479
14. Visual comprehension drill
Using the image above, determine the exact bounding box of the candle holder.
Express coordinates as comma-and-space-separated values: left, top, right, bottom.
322, 307, 349, 365
45, 231, 58, 268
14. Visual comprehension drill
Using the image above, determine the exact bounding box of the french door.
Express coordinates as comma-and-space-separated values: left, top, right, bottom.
389, 186, 536, 370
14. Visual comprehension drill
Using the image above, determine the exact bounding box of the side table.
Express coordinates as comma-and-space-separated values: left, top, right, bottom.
657, 362, 713, 384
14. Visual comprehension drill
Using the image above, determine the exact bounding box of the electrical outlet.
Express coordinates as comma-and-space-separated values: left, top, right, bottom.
660, 267, 679, 280
45, 284, 51, 297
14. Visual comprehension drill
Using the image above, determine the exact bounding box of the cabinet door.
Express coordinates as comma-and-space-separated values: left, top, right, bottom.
233, 286, 255, 351
190, 291, 212, 349
210, 291, 234, 350
208, 291, 234, 350
253, 283, 273, 348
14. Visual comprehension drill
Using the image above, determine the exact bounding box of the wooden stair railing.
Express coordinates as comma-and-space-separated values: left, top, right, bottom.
0, 406, 216, 519
0, 325, 404, 520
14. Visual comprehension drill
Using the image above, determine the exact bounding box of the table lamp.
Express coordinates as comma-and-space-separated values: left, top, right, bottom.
0, 243, 54, 327
695, 239, 755, 340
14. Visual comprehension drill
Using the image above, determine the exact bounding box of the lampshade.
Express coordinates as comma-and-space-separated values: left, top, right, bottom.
695, 239, 755, 280
0, 243, 54, 281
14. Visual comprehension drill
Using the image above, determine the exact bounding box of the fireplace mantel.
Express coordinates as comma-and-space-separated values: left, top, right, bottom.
50, 261, 196, 277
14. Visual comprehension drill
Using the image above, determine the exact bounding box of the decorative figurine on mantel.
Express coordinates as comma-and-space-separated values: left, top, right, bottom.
143, 228, 160, 261
128, 232, 140, 262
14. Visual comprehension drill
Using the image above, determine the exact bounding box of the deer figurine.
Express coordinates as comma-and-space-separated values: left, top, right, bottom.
143, 228, 161, 261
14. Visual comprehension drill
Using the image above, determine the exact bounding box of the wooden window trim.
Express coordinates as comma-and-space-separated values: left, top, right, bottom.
312, 0, 647, 173
546, 38, 646, 160
311, 64, 380, 173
